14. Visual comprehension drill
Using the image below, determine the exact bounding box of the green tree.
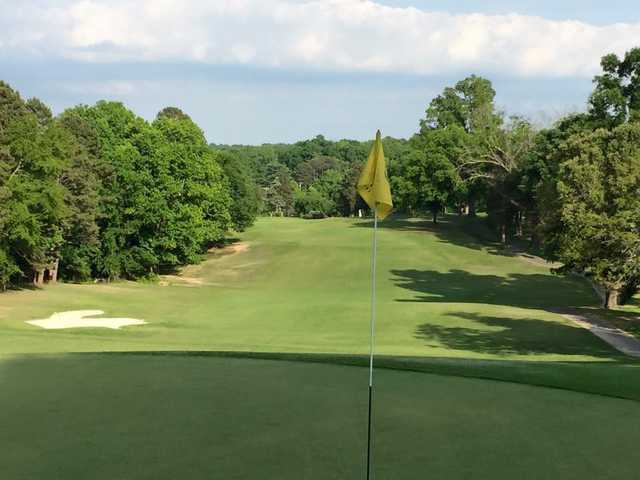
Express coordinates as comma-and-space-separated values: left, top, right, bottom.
420, 75, 500, 133
590, 48, 640, 126
293, 186, 334, 217
0, 98, 69, 285
25, 98, 53, 126
68, 101, 233, 279
391, 148, 459, 223
294, 155, 339, 187
416, 75, 502, 220
263, 162, 295, 216
215, 150, 260, 231
463, 116, 536, 242
156, 106, 192, 122
550, 123, 640, 308
57, 109, 102, 281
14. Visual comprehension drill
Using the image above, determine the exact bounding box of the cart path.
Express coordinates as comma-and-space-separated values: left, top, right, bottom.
562, 310, 640, 358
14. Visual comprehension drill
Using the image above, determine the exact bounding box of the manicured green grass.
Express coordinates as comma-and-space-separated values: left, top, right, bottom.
2, 354, 640, 480
0, 216, 618, 361
2, 217, 640, 478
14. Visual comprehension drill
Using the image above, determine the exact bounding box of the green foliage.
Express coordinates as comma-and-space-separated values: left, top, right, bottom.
75, 102, 233, 278
214, 136, 369, 217
414, 75, 503, 224
25, 97, 52, 126
0, 83, 69, 284
156, 106, 192, 122
390, 146, 460, 222
420, 75, 500, 133
550, 123, 640, 307
56, 109, 101, 281
0, 247, 19, 290
0, 81, 236, 288
293, 186, 334, 217
590, 48, 640, 126
215, 150, 260, 231
262, 162, 295, 216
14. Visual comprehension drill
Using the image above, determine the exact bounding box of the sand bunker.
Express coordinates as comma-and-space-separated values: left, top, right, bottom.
26, 310, 146, 330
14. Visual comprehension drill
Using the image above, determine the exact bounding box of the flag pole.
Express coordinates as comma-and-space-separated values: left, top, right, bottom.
366, 207, 378, 480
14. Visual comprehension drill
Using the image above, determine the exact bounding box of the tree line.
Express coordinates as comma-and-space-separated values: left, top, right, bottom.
2, 47, 639, 307
0, 85, 259, 289
216, 47, 640, 309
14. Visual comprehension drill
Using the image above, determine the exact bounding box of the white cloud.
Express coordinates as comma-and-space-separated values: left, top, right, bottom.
59, 80, 137, 96
1, 0, 640, 77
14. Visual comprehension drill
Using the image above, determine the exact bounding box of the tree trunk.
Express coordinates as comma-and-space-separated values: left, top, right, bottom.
49, 259, 59, 283
500, 224, 506, 244
604, 288, 620, 309
432, 209, 438, 224
33, 269, 44, 287
468, 200, 477, 217
516, 212, 523, 237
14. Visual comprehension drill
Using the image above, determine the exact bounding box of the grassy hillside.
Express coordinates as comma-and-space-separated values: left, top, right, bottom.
0, 216, 615, 361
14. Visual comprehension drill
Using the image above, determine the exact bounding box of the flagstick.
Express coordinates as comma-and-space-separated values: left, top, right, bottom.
366, 207, 378, 480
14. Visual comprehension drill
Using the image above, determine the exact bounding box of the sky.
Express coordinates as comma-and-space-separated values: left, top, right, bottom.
1, 0, 640, 144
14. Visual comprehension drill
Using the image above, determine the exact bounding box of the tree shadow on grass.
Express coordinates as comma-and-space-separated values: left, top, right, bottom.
392, 268, 593, 310
415, 311, 618, 359
352, 215, 544, 260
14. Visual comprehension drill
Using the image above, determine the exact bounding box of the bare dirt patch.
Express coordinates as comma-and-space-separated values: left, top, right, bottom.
160, 275, 204, 286
160, 242, 250, 286
221, 242, 249, 255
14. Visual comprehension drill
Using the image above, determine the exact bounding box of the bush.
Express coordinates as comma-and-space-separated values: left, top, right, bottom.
293, 187, 334, 217
302, 211, 327, 220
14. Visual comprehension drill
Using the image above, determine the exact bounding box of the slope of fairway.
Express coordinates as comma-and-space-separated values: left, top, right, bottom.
0, 216, 619, 361
1, 354, 639, 480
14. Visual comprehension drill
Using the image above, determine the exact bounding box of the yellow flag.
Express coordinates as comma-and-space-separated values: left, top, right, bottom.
357, 130, 393, 219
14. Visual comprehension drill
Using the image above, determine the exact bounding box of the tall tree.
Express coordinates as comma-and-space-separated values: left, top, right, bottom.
57, 109, 102, 281
0, 91, 69, 285
589, 48, 640, 127
215, 150, 260, 231
416, 75, 502, 221
391, 148, 459, 223
463, 116, 536, 242
548, 123, 640, 308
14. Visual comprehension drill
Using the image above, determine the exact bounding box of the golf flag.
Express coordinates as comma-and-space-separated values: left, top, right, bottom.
358, 130, 392, 480
357, 130, 393, 219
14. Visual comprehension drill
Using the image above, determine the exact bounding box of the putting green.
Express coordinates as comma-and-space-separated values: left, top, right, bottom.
1, 354, 639, 480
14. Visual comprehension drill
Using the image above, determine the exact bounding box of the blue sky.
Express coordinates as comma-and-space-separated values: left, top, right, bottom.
379, 0, 640, 24
1, 0, 639, 144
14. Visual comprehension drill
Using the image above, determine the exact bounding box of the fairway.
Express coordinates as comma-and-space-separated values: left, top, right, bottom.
0, 217, 615, 361
2, 217, 640, 479
2, 354, 640, 480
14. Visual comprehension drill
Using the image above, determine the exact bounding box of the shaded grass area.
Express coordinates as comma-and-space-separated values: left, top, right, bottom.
95, 350, 640, 401
1, 354, 639, 480
598, 299, 640, 337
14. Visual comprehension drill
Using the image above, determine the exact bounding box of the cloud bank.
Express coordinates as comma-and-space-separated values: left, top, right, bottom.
2, 0, 639, 77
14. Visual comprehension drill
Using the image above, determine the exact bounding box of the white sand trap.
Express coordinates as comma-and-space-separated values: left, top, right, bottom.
26, 310, 146, 330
